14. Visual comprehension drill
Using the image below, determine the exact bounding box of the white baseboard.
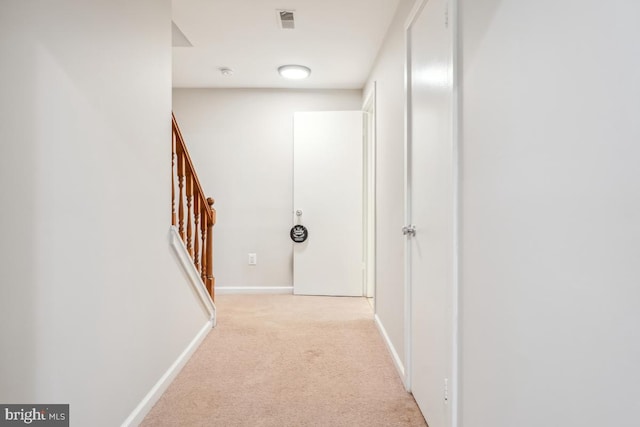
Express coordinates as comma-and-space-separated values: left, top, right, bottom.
169, 226, 216, 326
121, 320, 212, 426
216, 286, 294, 295
374, 314, 406, 382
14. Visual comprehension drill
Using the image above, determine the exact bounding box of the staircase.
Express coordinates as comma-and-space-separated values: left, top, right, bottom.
171, 113, 216, 299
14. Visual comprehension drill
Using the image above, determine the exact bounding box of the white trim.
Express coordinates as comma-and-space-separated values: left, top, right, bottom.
216, 286, 294, 295
362, 83, 376, 111
450, 0, 461, 425
374, 314, 405, 379
169, 226, 217, 327
121, 320, 212, 426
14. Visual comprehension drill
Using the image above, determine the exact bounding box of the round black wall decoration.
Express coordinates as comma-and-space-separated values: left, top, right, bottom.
290, 225, 308, 243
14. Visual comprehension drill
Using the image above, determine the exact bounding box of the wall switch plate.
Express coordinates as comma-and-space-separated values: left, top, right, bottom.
248, 253, 257, 265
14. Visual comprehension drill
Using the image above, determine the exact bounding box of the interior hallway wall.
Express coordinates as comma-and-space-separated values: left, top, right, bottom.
172, 89, 361, 290
0, 1, 209, 425
460, 1, 640, 426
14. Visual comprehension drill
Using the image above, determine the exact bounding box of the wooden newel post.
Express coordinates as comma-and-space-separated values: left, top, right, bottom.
206, 197, 216, 300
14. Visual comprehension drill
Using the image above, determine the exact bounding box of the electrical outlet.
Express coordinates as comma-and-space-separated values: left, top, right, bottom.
248, 253, 257, 265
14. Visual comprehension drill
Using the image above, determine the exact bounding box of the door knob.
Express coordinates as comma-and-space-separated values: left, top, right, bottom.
402, 225, 416, 236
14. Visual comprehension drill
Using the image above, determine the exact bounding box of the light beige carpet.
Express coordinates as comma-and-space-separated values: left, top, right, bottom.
142, 295, 427, 426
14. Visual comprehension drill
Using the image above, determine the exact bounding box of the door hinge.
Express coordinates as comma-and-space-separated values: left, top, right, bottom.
444, 378, 449, 402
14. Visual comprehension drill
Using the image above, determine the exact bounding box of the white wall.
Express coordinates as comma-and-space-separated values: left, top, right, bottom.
0, 1, 209, 425
460, 1, 640, 426
172, 89, 362, 290
364, 0, 414, 371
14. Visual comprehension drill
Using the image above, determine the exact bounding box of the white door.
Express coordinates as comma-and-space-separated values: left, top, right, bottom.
293, 111, 363, 296
406, 1, 455, 427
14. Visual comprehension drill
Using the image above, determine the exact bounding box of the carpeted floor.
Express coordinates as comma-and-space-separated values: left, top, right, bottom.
142, 294, 427, 426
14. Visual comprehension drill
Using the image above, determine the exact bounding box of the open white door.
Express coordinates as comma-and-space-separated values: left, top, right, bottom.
293, 111, 363, 296
405, 1, 456, 427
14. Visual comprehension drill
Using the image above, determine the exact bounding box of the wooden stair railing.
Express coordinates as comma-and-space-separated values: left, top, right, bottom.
172, 113, 216, 300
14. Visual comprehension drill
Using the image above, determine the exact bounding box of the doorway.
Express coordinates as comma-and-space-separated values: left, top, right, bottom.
363, 84, 377, 308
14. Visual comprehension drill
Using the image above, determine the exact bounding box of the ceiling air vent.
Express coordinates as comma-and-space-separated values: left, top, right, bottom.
278, 10, 295, 30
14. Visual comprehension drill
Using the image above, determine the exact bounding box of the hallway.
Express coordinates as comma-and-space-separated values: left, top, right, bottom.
142, 295, 426, 426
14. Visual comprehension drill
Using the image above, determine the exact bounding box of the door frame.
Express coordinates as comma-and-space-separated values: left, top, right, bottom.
403, 1, 461, 426
363, 83, 377, 303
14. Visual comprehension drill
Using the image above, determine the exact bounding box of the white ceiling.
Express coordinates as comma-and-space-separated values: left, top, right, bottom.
172, 0, 401, 89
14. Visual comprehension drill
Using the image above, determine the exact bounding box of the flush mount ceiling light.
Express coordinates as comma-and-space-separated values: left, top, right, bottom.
219, 67, 234, 76
278, 65, 311, 80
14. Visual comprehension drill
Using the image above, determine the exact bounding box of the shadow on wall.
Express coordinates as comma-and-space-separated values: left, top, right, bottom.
459, 0, 503, 70
0, 7, 38, 400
